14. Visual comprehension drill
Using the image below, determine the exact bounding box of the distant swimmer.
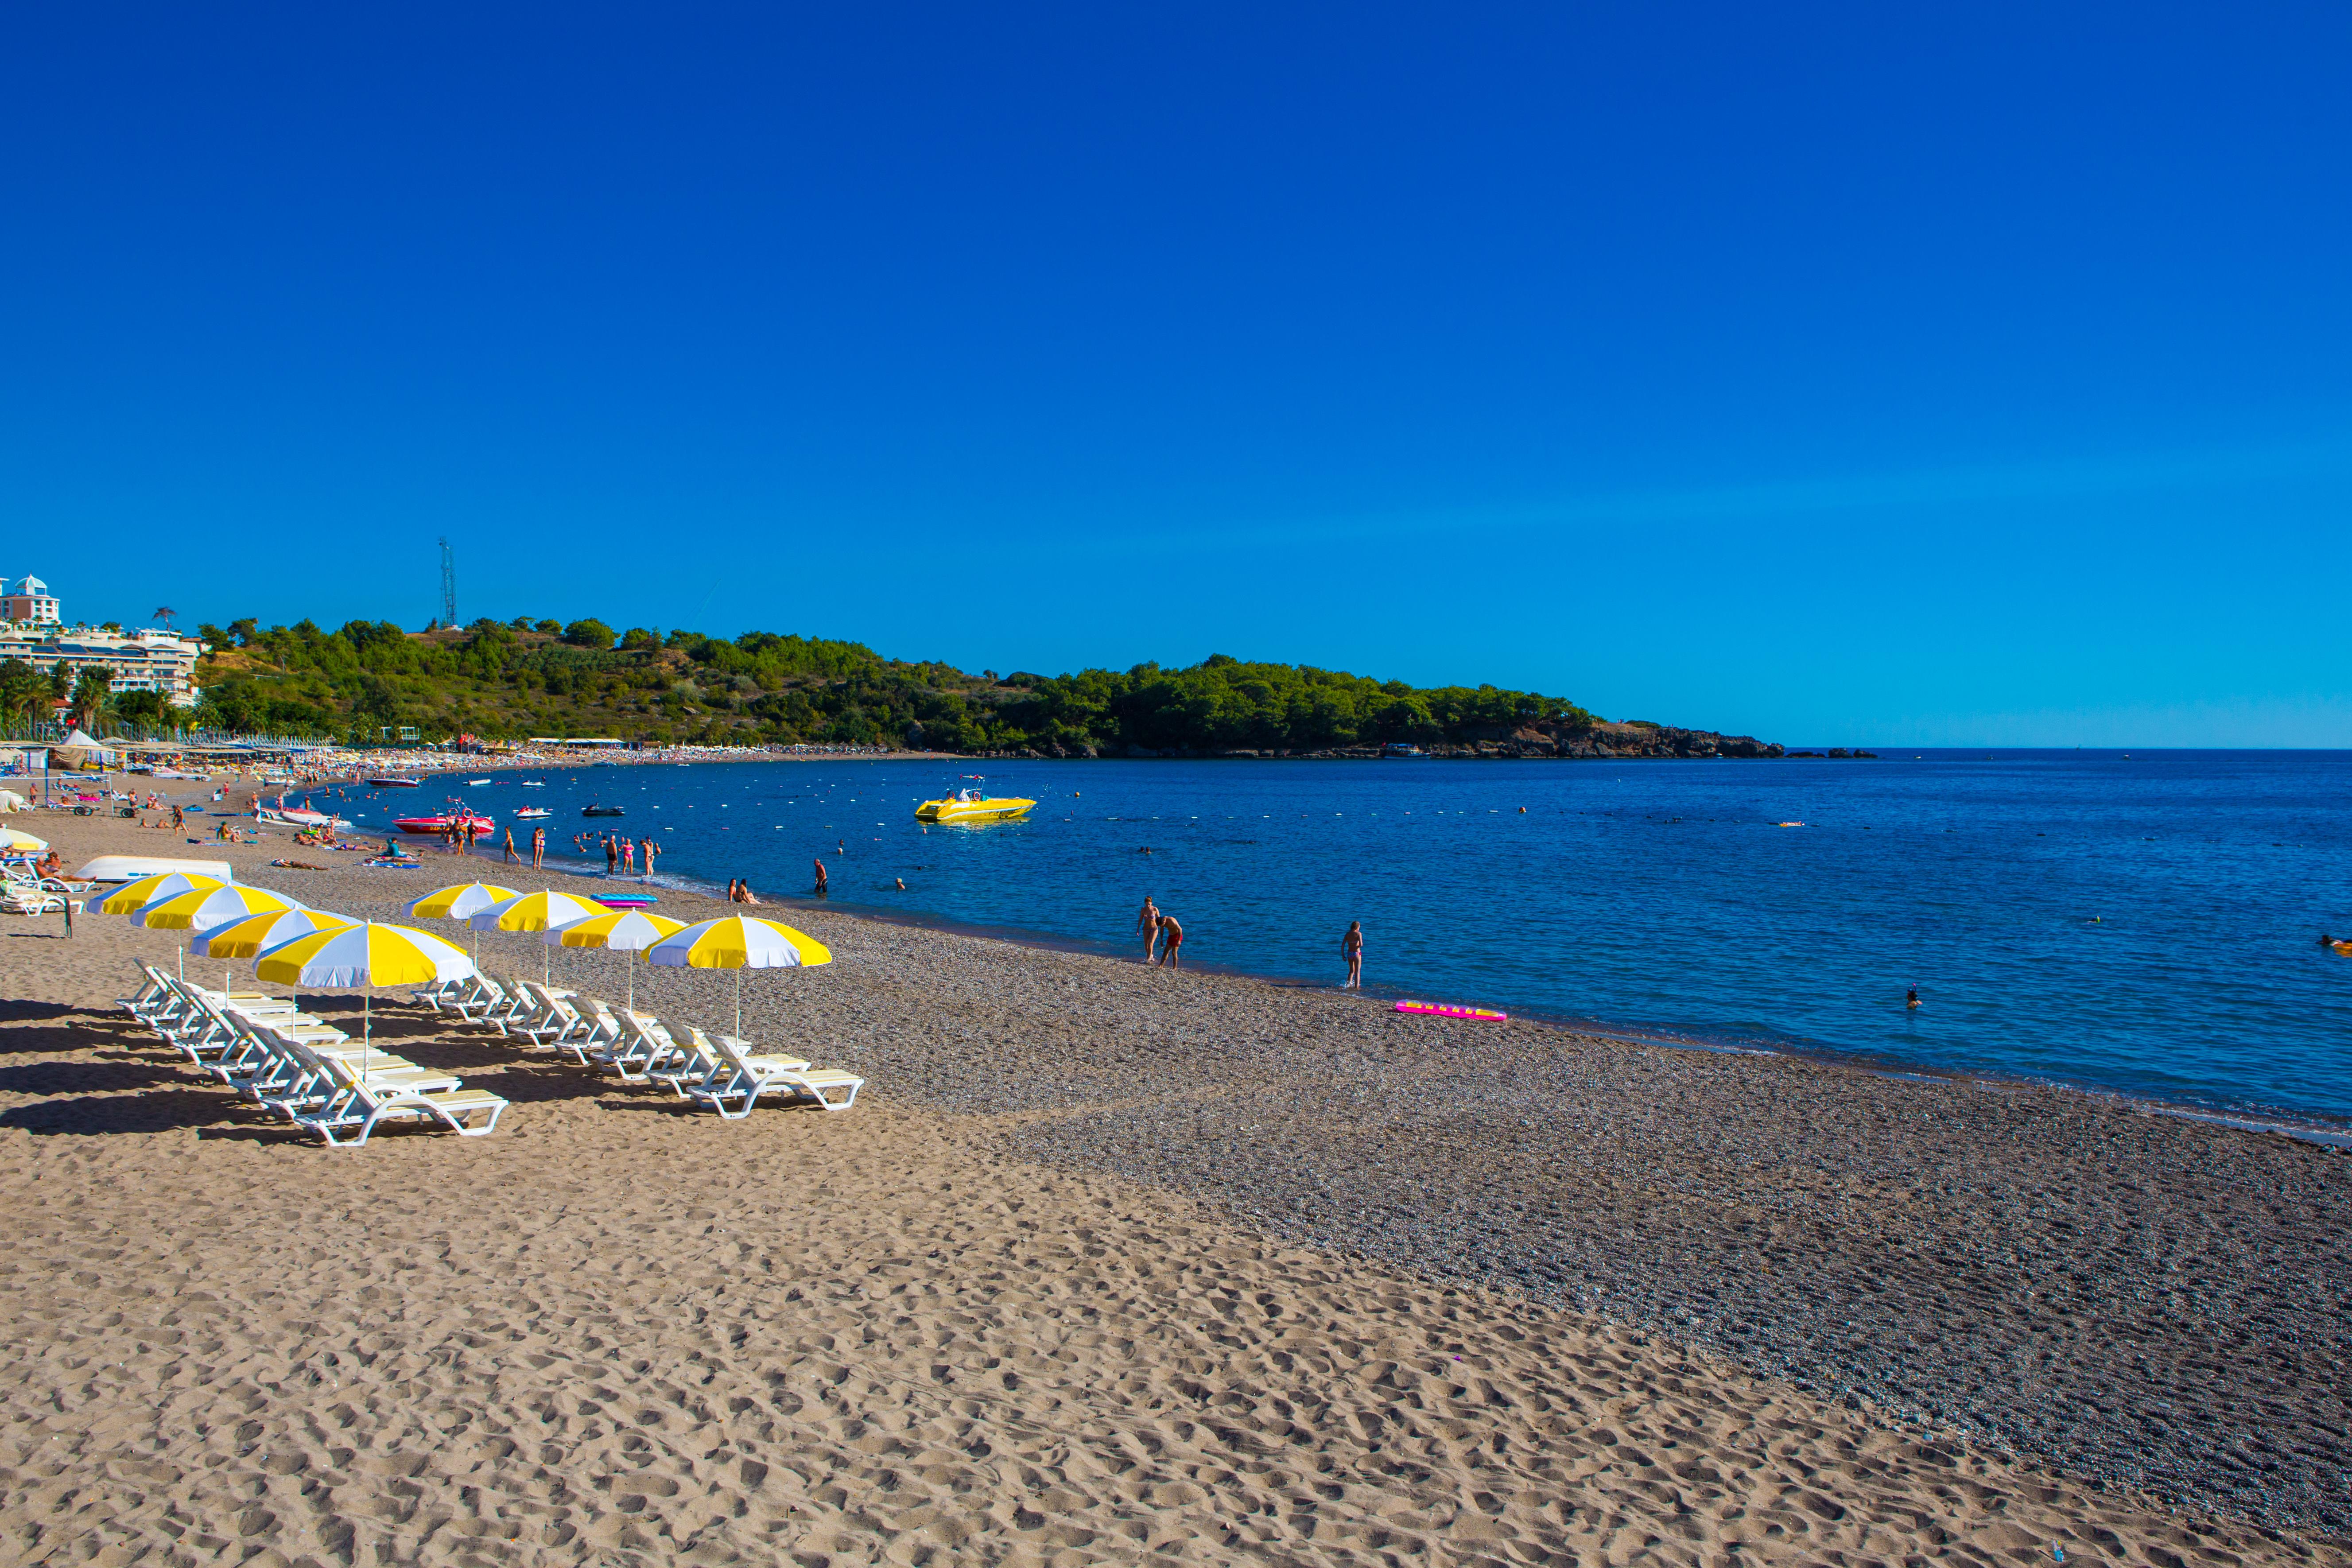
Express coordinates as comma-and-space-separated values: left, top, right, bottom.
894, 877, 907, 891
1906, 986, 1921, 1009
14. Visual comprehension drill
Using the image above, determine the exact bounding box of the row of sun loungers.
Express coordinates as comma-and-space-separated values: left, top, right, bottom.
112, 960, 861, 1144
116, 963, 510, 1146
415, 971, 863, 1116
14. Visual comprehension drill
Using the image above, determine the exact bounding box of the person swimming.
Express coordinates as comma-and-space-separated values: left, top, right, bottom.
1906, 986, 1922, 1009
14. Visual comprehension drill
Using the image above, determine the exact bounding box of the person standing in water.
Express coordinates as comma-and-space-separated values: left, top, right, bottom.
1157, 912, 1184, 969
1136, 896, 1160, 962
531, 826, 547, 869
814, 858, 829, 897
604, 835, 618, 874
1341, 921, 1364, 989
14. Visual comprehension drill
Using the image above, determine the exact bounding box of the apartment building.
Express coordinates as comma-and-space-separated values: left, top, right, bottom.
0, 574, 207, 706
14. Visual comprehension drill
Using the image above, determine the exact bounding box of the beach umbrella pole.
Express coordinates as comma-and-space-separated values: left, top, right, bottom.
735, 967, 742, 1043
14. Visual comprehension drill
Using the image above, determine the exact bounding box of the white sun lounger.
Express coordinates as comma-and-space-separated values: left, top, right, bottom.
648, 1023, 810, 1098
290, 1052, 509, 1147
684, 1034, 862, 1118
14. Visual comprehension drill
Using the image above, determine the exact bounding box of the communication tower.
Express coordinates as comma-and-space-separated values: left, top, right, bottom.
439, 538, 458, 628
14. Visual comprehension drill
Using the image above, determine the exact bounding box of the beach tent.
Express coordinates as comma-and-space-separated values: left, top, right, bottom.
53, 728, 115, 774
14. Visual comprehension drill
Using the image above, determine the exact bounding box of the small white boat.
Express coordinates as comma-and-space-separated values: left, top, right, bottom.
514, 807, 553, 819
73, 854, 234, 883
469, 778, 494, 786
519, 780, 547, 788
256, 806, 353, 832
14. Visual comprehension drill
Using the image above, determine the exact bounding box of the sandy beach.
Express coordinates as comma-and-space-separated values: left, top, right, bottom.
3, 808, 2347, 1566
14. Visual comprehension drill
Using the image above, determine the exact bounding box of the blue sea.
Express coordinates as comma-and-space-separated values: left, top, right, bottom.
348, 751, 2352, 1123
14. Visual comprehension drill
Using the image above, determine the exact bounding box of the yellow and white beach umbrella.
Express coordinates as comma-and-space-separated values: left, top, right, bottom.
405, 881, 521, 921
405, 881, 524, 968
99, 870, 227, 915
470, 889, 604, 983
191, 904, 356, 995
645, 916, 832, 1040
547, 908, 686, 1009
195, 905, 357, 959
0, 827, 48, 854
133, 883, 302, 932
256, 921, 477, 1066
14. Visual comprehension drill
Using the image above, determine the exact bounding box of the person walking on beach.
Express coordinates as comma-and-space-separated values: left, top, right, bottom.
814, 858, 829, 897
1341, 920, 1364, 989
1137, 896, 1160, 962
1156, 912, 1184, 969
502, 828, 518, 864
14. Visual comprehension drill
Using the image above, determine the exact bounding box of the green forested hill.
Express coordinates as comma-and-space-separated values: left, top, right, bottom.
167, 615, 1621, 755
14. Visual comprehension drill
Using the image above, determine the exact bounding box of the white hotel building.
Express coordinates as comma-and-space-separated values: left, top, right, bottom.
0, 575, 208, 707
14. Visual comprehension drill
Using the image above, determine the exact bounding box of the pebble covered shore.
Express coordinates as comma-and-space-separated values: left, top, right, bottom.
210, 844, 2352, 1538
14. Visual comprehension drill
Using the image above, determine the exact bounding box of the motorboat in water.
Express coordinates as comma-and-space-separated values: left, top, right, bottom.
514, 807, 554, 819
582, 803, 625, 817
468, 777, 494, 786
518, 780, 546, 788
366, 776, 423, 788
916, 778, 1036, 823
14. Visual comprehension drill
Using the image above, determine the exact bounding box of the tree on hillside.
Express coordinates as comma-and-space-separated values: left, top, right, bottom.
563, 618, 616, 649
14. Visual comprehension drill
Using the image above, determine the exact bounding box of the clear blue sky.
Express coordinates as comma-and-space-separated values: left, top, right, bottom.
4, 4, 2348, 745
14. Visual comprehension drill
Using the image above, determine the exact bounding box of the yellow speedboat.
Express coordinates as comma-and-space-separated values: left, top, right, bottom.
916, 779, 1035, 823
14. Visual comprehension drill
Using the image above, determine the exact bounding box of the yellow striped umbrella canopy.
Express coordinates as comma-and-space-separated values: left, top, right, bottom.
550, 909, 687, 1010
644, 916, 832, 970
406, 881, 522, 921
256, 921, 475, 989
194, 905, 357, 959
551, 910, 688, 950
644, 916, 832, 1040
100, 871, 227, 915
470, 889, 603, 984
467, 889, 604, 934
254, 920, 476, 1067
133, 884, 303, 931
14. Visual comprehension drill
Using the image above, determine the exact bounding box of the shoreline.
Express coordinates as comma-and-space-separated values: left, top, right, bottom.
7, 806, 2352, 1551
505, 841, 2352, 1153
47, 768, 2352, 1143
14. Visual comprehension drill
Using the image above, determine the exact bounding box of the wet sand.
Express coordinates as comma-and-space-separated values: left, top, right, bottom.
2, 810, 2346, 1564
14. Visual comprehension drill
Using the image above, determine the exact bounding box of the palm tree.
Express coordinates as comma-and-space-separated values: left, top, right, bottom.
0, 658, 39, 732
71, 668, 113, 730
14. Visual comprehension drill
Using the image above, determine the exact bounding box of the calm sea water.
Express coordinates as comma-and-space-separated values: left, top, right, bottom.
365, 751, 2352, 1122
